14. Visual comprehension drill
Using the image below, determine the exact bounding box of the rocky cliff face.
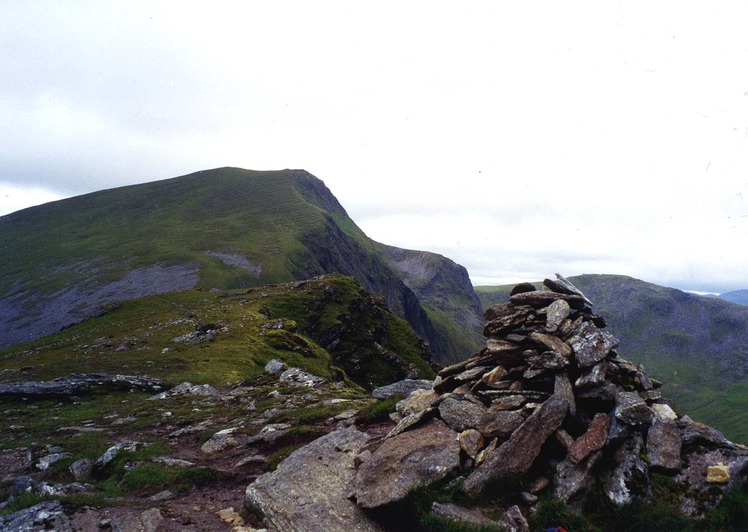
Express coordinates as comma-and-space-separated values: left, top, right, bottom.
244, 276, 748, 531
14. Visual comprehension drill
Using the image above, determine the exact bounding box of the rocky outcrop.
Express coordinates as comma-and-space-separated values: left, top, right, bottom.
354, 275, 748, 523
245, 426, 382, 532
242, 275, 748, 529
0, 373, 167, 398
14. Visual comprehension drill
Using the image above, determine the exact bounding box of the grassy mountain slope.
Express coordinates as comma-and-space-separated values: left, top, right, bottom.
0, 168, 481, 362
475, 274, 748, 444
0, 274, 434, 390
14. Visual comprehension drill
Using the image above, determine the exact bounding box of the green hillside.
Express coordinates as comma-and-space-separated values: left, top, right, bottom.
476, 275, 748, 444
0, 274, 434, 390
0, 168, 483, 362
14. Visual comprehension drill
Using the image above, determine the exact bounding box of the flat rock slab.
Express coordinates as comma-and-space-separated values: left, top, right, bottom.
245, 426, 382, 532
463, 394, 568, 496
371, 379, 433, 399
354, 418, 461, 508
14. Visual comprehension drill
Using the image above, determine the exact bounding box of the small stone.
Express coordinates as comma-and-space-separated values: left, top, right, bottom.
396, 389, 440, 416
545, 299, 571, 332
69, 459, 94, 480
481, 365, 508, 387
614, 391, 654, 426
371, 379, 432, 399
498, 505, 529, 532
528, 332, 573, 359
651, 403, 678, 421
458, 429, 484, 459
140, 508, 164, 532
529, 477, 550, 494
217, 507, 245, 526
706, 462, 730, 483
569, 413, 610, 464
430, 502, 498, 528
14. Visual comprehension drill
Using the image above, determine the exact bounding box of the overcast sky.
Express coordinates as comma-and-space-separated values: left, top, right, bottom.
2, 2, 747, 293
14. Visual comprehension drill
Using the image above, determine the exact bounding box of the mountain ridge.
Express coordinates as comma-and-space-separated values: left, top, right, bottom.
0, 167, 482, 362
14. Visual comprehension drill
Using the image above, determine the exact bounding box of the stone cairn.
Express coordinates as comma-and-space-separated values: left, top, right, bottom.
353, 275, 748, 525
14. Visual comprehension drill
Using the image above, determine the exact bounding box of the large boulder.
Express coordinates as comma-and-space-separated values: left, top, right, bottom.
354, 418, 461, 508
245, 426, 381, 531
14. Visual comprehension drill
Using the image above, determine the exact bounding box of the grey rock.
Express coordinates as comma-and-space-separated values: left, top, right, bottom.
603, 432, 650, 505
69, 458, 94, 480
647, 417, 682, 471
354, 419, 460, 508
150, 381, 219, 400
543, 274, 594, 307
510, 290, 586, 310
439, 396, 523, 438
201, 427, 243, 454
545, 299, 571, 332
569, 321, 619, 367
94, 441, 146, 471
140, 508, 164, 532
575, 361, 607, 388
678, 416, 731, 446
385, 407, 436, 439
371, 379, 432, 399
523, 350, 570, 371
458, 429, 485, 459
396, 389, 441, 416
35, 452, 72, 471
10, 476, 36, 496
246, 426, 382, 531
498, 505, 530, 532
279, 368, 326, 388
554, 451, 603, 511
554, 372, 576, 417
528, 332, 573, 359
463, 394, 568, 496
0, 373, 166, 398
0, 501, 72, 531
431, 502, 500, 528
264, 359, 287, 375
615, 391, 654, 426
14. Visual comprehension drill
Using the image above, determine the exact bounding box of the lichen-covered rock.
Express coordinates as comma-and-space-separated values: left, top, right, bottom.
0, 501, 72, 531
614, 391, 654, 426
246, 426, 381, 531
354, 418, 460, 508
568, 321, 619, 367
554, 451, 602, 511
603, 432, 650, 505
647, 417, 682, 471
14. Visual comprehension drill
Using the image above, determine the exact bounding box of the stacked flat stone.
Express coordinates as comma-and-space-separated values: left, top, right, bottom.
353, 274, 748, 523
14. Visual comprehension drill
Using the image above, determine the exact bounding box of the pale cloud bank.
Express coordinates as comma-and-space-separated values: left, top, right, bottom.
1, 1, 747, 293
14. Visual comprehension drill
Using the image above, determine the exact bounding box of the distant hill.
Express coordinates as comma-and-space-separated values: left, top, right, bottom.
0, 168, 483, 363
718, 289, 748, 306
476, 274, 748, 443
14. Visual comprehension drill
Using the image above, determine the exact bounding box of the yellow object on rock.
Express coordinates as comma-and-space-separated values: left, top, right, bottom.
706, 462, 730, 483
